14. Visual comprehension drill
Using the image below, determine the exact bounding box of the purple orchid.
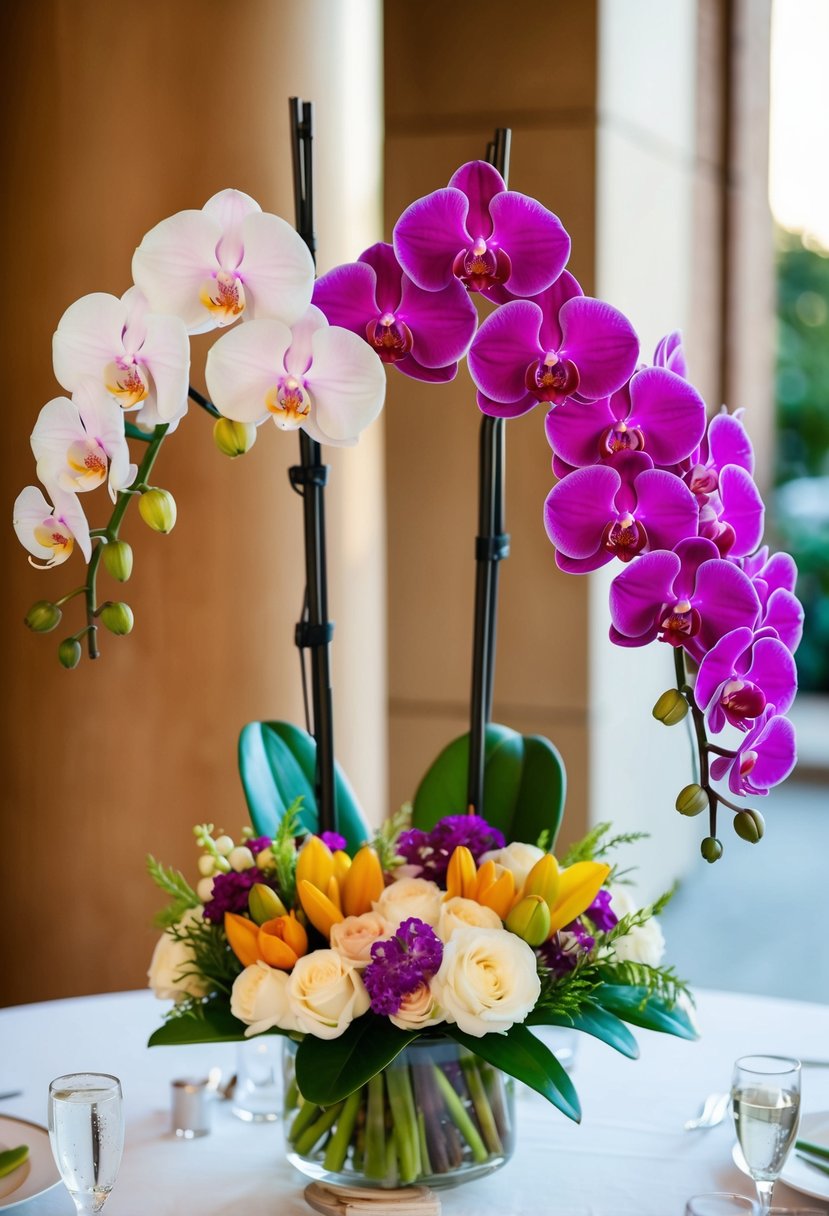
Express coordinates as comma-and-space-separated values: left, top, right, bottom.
609, 536, 761, 661
312, 242, 477, 383
545, 365, 706, 470
683, 409, 754, 494
398, 814, 505, 884
695, 626, 797, 734
695, 464, 765, 558
467, 272, 639, 418
393, 160, 570, 298
709, 708, 797, 797
544, 450, 699, 574
363, 918, 443, 1017
653, 331, 688, 378
737, 548, 804, 653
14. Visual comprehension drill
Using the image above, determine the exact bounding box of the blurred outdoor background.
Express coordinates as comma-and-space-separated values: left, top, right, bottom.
0, 0, 825, 1008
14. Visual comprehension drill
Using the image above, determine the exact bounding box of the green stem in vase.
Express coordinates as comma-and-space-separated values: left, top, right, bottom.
412, 1063, 450, 1174
417, 1110, 432, 1178
385, 1059, 421, 1184
288, 1098, 322, 1146
294, 1100, 345, 1157
323, 1087, 363, 1173
480, 1061, 510, 1144
284, 1077, 299, 1113
364, 1072, 387, 1180
460, 1056, 503, 1155
432, 1065, 488, 1163
385, 1129, 399, 1187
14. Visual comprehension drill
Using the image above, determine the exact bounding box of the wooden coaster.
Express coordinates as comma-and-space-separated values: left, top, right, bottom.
304, 1180, 441, 1215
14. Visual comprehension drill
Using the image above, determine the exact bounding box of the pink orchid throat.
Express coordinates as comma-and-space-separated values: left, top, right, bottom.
365, 314, 414, 363
525, 352, 579, 404
452, 240, 511, 292
659, 599, 701, 647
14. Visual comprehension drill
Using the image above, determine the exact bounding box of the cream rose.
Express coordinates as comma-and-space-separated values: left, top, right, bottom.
231, 961, 295, 1036
374, 877, 442, 929
329, 911, 394, 970
288, 949, 370, 1040
389, 982, 445, 1032
147, 908, 210, 1002
437, 896, 502, 942
607, 886, 666, 968
480, 842, 546, 890
434, 926, 541, 1037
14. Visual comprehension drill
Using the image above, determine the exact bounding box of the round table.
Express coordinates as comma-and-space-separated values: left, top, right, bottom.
2, 988, 828, 1216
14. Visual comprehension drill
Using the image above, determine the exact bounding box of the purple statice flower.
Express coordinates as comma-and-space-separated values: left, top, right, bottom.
202, 868, 265, 924
397, 814, 505, 884
543, 449, 698, 574
609, 536, 761, 662
312, 242, 477, 383
319, 831, 348, 852
468, 272, 639, 418
653, 331, 688, 378
247, 836, 273, 857
695, 626, 797, 734
737, 548, 804, 654
393, 160, 571, 299
539, 919, 595, 974
363, 918, 443, 1017
585, 888, 617, 933
545, 366, 706, 471
710, 708, 797, 797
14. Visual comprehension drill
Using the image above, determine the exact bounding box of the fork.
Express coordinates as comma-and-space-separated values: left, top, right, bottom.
684, 1091, 730, 1130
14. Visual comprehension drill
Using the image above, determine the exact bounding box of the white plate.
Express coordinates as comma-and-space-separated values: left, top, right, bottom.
732, 1109, 829, 1204
0, 1115, 61, 1210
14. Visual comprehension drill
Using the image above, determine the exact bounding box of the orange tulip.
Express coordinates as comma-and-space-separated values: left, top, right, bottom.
477, 867, 515, 920
224, 912, 261, 967
258, 913, 308, 970
445, 846, 477, 900
342, 845, 385, 917
326, 875, 342, 913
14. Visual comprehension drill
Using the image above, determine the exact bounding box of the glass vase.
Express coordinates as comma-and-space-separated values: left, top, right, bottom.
282, 1035, 515, 1190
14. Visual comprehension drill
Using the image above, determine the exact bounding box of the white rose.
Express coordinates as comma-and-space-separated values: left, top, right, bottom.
147, 908, 210, 1002
389, 982, 445, 1032
288, 949, 370, 1040
330, 911, 395, 970
437, 896, 502, 942
374, 877, 442, 929
608, 886, 666, 968
480, 842, 545, 891
231, 961, 295, 1036
434, 926, 540, 1037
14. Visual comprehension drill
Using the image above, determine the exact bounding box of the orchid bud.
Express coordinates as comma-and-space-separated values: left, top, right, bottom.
57, 637, 82, 669
196, 876, 214, 903
228, 845, 255, 872
139, 487, 177, 533
99, 601, 134, 635
214, 835, 234, 857
700, 836, 723, 863
248, 883, 287, 926
733, 809, 765, 843
197, 854, 216, 877
213, 417, 257, 458
25, 600, 62, 633
652, 689, 688, 726
675, 784, 708, 817
102, 540, 133, 582
506, 894, 551, 947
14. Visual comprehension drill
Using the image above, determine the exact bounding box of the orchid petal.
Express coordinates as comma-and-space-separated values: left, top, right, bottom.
695, 627, 753, 711
672, 537, 721, 600
239, 211, 314, 326
120, 286, 150, 352
393, 188, 470, 291
762, 587, 804, 653
744, 715, 797, 792
633, 469, 699, 551
627, 367, 706, 465
757, 551, 798, 598
204, 188, 260, 270
448, 161, 505, 239
132, 209, 223, 333
31, 397, 89, 491
52, 293, 127, 392
399, 355, 458, 383
535, 272, 583, 351
709, 754, 731, 783
707, 411, 754, 474
544, 464, 621, 558
284, 305, 328, 378
556, 547, 612, 574
52, 487, 92, 562
359, 243, 404, 314
693, 559, 761, 651
488, 191, 571, 297
13, 486, 61, 561
718, 465, 765, 557
558, 297, 639, 400
544, 398, 614, 468
205, 318, 291, 423
400, 275, 477, 368
468, 300, 542, 403
476, 389, 536, 418
307, 325, 386, 443
746, 636, 797, 717
653, 331, 688, 379
141, 312, 190, 421
609, 550, 681, 641
72, 381, 134, 499
313, 261, 379, 336
13, 485, 90, 565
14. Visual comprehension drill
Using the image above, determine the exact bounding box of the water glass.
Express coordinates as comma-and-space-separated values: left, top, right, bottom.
232, 1036, 281, 1122
731, 1055, 801, 1215
685, 1196, 759, 1216
48, 1073, 124, 1216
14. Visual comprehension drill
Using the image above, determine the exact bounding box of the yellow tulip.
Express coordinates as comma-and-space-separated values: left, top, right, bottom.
224, 912, 261, 967
258, 913, 308, 969
477, 867, 515, 920
522, 854, 560, 909
297, 878, 344, 938
506, 894, 552, 946
332, 850, 352, 889
473, 859, 497, 901
342, 845, 385, 917
296, 836, 335, 892
327, 875, 342, 912
445, 846, 477, 900
248, 883, 287, 926
547, 861, 611, 935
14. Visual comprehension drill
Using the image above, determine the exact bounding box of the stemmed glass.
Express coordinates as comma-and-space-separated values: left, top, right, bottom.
685, 1197, 759, 1216
48, 1073, 124, 1215
731, 1055, 801, 1215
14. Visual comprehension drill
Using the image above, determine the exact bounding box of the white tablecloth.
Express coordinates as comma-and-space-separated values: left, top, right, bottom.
1, 989, 828, 1216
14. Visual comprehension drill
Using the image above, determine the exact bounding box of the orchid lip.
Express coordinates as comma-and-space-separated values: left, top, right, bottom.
451, 242, 511, 292
739, 750, 758, 777
602, 513, 648, 562
721, 678, 767, 721
600, 422, 645, 457
104, 358, 150, 409
659, 600, 701, 646
365, 313, 414, 363
525, 354, 580, 404
199, 270, 246, 325
265, 376, 312, 430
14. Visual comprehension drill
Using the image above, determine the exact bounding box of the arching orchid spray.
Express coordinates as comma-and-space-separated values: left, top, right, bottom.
14, 145, 801, 861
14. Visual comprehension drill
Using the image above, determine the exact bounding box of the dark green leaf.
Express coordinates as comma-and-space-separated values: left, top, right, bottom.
445, 1023, 581, 1123
412, 724, 566, 849
238, 720, 370, 852
528, 1000, 640, 1060
595, 985, 698, 1040
148, 1002, 252, 1047
295, 1016, 418, 1105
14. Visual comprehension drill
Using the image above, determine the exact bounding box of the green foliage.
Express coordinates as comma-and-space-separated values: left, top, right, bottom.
593, 984, 698, 1040
146, 855, 199, 928
561, 822, 648, 868
149, 1000, 252, 1046
412, 724, 566, 848
446, 1024, 581, 1123
270, 797, 303, 908
294, 1016, 418, 1105
529, 1000, 640, 1061
167, 917, 242, 996
371, 803, 412, 873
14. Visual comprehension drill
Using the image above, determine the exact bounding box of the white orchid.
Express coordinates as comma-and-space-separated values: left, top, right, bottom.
132, 188, 314, 335
53, 286, 190, 424
31, 381, 136, 502
13, 485, 91, 568
205, 305, 386, 446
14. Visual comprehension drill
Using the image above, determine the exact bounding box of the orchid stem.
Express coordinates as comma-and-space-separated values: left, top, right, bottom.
55, 587, 86, 607
675, 648, 718, 841
707, 743, 736, 757
188, 385, 221, 419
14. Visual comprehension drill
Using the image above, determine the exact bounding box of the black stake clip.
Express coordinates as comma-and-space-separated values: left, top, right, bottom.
475, 532, 511, 562
289, 463, 329, 491
295, 621, 335, 649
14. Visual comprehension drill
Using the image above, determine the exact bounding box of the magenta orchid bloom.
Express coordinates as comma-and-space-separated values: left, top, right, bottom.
544, 451, 698, 574
545, 365, 706, 471
695, 626, 797, 734
709, 709, 797, 797
683, 409, 754, 493
312, 242, 477, 383
392, 161, 570, 298
653, 331, 688, 379
609, 536, 760, 660
738, 548, 804, 654
467, 272, 639, 419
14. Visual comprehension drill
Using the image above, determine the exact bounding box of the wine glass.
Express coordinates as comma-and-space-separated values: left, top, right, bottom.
48, 1073, 124, 1216
685, 1196, 759, 1216
731, 1054, 801, 1215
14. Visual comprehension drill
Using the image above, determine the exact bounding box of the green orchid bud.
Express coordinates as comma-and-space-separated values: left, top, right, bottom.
733, 809, 765, 843
506, 894, 551, 947
139, 488, 177, 534
700, 836, 723, 863
102, 540, 133, 582
248, 883, 287, 926
213, 417, 257, 458
58, 638, 82, 669
652, 688, 688, 725
676, 784, 709, 817
99, 601, 134, 635
25, 600, 62, 633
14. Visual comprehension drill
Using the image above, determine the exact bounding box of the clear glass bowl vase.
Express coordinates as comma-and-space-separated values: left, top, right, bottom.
283, 1035, 516, 1190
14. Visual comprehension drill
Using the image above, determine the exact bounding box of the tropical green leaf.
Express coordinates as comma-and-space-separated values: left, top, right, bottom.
445, 1023, 581, 1123
594, 984, 698, 1040
412, 724, 566, 849
528, 1000, 640, 1060
294, 1016, 418, 1105
238, 720, 370, 852
148, 1002, 252, 1047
